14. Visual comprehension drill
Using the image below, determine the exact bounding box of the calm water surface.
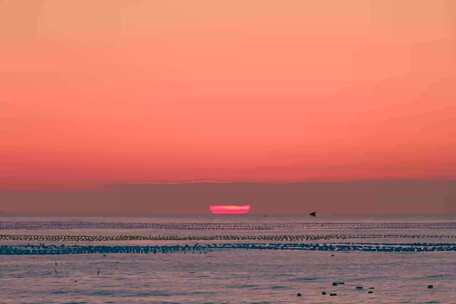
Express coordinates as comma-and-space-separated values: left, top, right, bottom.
0, 216, 455, 303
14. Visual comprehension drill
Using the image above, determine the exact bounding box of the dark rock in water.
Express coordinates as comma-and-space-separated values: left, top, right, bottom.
332, 281, 344, 286
330, 292, 337, 296
427, 285, 434, 289
296, 292, 302, 297
368, 290, 374, 294
309, 211, 317, 217
356, 286, 363, 290
330, 254, 335, 257
321, 291, 327, 295
368, 287, 375, 290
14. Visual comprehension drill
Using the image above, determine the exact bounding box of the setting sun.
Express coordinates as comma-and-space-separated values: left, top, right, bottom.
209, 204, 251, 215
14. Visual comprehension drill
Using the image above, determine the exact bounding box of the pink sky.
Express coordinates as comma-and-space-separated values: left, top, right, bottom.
1, 1, 456, 190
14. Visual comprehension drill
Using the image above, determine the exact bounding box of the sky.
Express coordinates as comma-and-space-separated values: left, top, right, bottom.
0, 1, 455, 215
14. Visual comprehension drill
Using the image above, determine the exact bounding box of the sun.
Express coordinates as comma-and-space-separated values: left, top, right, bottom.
209, 204, 251, 215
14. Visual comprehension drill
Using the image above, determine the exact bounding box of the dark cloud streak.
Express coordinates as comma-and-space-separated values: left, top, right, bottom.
0, 181, 454, 216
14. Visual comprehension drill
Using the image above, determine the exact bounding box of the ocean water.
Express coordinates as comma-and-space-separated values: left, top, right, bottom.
1, 216, 456, 303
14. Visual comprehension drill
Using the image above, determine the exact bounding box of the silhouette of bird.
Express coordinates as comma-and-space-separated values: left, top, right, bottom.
309, 211, 317, 217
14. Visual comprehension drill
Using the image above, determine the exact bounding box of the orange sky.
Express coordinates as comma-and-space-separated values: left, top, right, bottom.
1, 0, 456, 189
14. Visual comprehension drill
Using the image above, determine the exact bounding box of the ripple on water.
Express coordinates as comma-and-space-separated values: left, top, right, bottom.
226, 284, 258, 289
288, 276, 320, 282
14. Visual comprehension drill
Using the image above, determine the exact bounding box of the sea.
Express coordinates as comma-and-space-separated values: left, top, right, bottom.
1, 215, 455, 304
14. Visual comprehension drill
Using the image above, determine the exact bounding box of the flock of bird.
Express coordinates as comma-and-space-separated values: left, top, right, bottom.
0, 232, 455, 242
1, 241, 456, 255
